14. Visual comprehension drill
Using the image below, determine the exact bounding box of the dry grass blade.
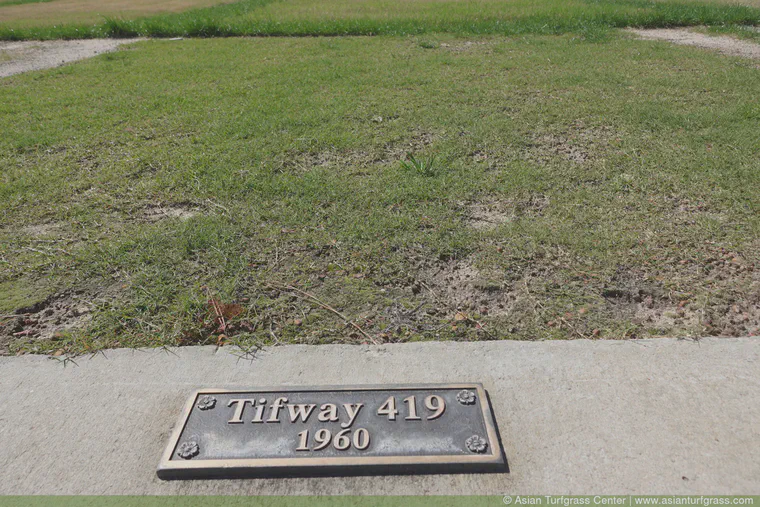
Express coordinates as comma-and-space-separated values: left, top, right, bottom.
268, 283, 379, 345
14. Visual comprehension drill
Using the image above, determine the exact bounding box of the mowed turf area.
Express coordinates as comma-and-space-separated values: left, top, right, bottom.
1, 0, 760, 39
1, 34, 759, 355
0, 0, 237, 30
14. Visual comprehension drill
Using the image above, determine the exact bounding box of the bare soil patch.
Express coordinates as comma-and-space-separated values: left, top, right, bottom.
597, 252, 760, 338
464, 195, 549, 229
0, 39, 142, 78
439, 40, 491, 52
413, 257, 511, 319
392, 237, 760, 341
524, 122, 617, 165
628, 28, 760, 59
275, 131, 437, 173
467, 201, 513, 230
141, 203, 198, 222
20, 222, 63, 237
0, 284, 119, 353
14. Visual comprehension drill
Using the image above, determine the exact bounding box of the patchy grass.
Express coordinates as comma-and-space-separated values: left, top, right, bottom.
0, 0, 52, 8
1, 0, 760, 39
1, 34, 759, 355
0, 0, 241, 30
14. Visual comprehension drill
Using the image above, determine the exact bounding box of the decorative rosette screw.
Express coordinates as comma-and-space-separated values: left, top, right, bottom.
197, 395, 217, 410
177, 441, 200, 460
465, 435, 488, 453
456, 389, 476, 405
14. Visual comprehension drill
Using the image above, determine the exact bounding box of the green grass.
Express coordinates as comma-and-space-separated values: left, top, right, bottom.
704, 23, 760, 40
0, 0, 52, 7
1, 34, 759, 355
1, 0, 760, 39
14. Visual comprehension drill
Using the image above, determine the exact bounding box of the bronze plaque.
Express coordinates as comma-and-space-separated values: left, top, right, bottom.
157, 384, 505, 479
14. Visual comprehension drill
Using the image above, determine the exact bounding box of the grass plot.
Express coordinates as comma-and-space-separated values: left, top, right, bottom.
0, 0, 239, 30
1, 35, 759, 355
1, 0, 760, 39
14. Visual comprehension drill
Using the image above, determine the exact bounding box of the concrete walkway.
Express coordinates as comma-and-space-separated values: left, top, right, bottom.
0, 39, 143, 78
628, 28, 760, 60
0, 338, 758, 495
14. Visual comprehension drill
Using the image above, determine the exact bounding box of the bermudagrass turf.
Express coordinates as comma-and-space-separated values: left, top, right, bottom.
1, 35, 759, 352
1, 0, 759, 39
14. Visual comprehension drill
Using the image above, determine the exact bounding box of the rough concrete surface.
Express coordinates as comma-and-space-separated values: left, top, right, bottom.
628, 28, 760, 59
0, 39, 143, 78
0, 338, 758, 495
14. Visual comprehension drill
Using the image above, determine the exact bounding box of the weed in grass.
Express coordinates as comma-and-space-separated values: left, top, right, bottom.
400, 153, 439, 177
418, 39, 440, 49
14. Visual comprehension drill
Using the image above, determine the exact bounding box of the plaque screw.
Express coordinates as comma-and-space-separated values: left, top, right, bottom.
456, 390, 476, 405
177, 441, 200, 459
197, 395, 217, 410
465, 435, 488, 453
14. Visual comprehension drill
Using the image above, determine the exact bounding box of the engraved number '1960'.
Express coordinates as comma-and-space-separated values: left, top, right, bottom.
296, 428, 370, 452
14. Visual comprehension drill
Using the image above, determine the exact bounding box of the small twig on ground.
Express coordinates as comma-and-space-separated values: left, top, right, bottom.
268, 283, 379, 345
464, 315, 495, 339
523, 278, 588, 339
268, 321, 280, 345
418, 281, 440, 302
133, 317, 160, 330
205, 199, 230, 214
272, 244, 281, 270
421, 280, 495, 338
22, 246, 73, 256
557, 315, 589, 339
204, 288, 227, 333
22, 246, 53, 256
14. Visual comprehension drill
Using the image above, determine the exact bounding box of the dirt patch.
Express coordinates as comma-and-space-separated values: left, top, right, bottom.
670, 197, 728, 226
597, 257, 760, 338
276, 147, 373, 173
397, 237, 760, 341
141, 203, 198, 222
275, 131, 437, 173
697, 248, 760, 337
628, 28, 760, 60
0, 39, 143, 78
532, 133, 589, 164
1, 290, 89, 353
524, 122, 616, 165
386, 131, 436, 159
467, 201, 513, 230
634, 298, 701, 335
464, 195, 549, 229
0, 281, 126, 354
12, 221, 86, 256
439, 41, 491, 52
599, 270, 690, 330
20, 222, 63, 237
414, 257, 511, 318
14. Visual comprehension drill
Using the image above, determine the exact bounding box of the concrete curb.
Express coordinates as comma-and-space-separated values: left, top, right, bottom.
0, 338, 758, 494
